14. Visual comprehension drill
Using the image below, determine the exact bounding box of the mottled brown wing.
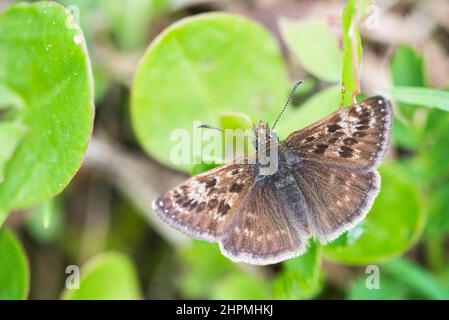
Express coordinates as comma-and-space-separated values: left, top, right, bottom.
284, 96, 392, 171
152, 161, 256, 241
219, 172, 311, 265
292, 159, 380, 243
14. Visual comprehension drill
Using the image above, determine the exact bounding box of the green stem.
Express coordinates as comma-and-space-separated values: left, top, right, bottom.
0, 210, 8, 227
425, 235, 446, 274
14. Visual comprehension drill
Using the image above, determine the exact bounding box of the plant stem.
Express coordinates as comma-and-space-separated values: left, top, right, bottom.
425, 235, 446, 275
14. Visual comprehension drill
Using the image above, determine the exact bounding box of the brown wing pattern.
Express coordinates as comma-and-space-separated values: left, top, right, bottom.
292, 159, 380, 243
152, 161, 256, 241
284, 96, 392, 171
219, 174, 310, 265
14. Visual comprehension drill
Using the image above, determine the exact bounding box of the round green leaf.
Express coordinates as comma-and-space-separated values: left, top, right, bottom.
62, 252, 141, 300
279, 18, 342, 82
0, 2, 94, 214
131, 13, 289, 172
323, 164, 425, 265
0, 228, 30, 300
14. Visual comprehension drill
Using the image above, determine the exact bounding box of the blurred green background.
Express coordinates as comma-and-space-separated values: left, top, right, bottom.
1, 0, 449, 300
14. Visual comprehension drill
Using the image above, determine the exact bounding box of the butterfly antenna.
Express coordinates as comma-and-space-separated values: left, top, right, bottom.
271, 80, 303, 130
198, 124, 226, 133
198, 124, 255, 138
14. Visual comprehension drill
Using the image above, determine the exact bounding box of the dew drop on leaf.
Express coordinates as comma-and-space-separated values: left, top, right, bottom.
73, 34, 83, 45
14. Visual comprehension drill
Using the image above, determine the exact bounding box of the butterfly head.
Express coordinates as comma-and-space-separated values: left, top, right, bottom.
253, 121, 278, 149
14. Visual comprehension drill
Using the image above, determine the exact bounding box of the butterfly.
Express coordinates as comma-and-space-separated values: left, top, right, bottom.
152, 82, 393, 265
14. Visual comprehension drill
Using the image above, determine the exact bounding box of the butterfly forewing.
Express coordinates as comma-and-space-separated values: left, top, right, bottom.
284, 96, 392, 171
152, 161, 256, 241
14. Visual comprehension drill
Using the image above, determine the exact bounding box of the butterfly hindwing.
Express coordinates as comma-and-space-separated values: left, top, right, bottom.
152, 161, 256, 241
292, 159, 380, 243
284, 96, 392, 171
219, 165, 311, 265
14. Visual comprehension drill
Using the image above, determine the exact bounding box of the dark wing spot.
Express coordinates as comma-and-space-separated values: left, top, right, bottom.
229, 182, 244, 193
327, 124, 342, 133
357, 118, 370, 125
231, 169, 240, 175
218, 200, 231, 216
360, 111, 371, 118
356, 125, 370, 131
189, 201, 198, 210
203, 178, 217, 188
334, 131, 345, 137
343, 137, 358, 145
314, 143, 328, 154
336, 175, 346, 184
196, 202, 206, 213
207, 198, 218, 210
349, 108, 357, 116
181, 199, 193, 208
305, 136, 315, 143
339, 146, 354, 158
175, 194, 187, 205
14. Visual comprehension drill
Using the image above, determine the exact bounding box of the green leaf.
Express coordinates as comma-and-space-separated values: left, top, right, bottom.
279, 18, 342, 82
57, 0, 111, 103
0, 83, 25, 112
62, 252, 141, 300
0, 228, 29, 300
324, 164, 424, 264
385, 87, 449, 111
391, 45, 426, 88
273, 242, 323, 299
420, 110, 449, 181
219, 112, 252, 131
0, 122, 27, 183
383, 258, 449, 299
0, 2, 94, 212
277, 85, 341, 140
131, 13, 288, 172
423, 87, 449, 133
341, 0, 371, 106
210, 273, 270, 300
390, 45, 427, 148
